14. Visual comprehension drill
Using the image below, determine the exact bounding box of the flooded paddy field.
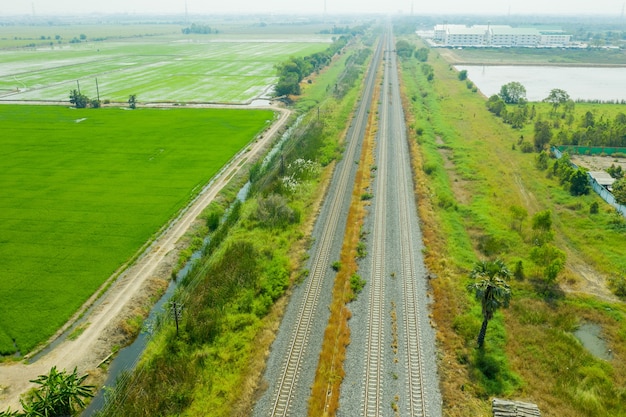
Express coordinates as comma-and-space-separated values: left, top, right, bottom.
0, 28, 331, 104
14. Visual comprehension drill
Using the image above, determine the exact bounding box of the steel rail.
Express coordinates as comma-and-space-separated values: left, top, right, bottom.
268, 34, 385, 417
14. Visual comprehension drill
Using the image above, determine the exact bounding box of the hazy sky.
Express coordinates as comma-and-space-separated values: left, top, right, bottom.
2, 0, 625, 16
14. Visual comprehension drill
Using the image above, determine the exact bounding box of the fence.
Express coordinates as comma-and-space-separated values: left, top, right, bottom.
556, 145, 626, 157
551, 146, 626, 217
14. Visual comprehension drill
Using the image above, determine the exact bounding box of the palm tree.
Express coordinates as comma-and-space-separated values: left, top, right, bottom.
467, 259, 512, 348
21, 366, 94, 417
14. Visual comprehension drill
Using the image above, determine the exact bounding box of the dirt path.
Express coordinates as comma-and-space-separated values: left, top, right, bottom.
0, 103, 291, 411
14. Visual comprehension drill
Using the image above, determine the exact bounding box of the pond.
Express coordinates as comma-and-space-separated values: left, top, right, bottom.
456, 65, 626, 102
574, 322, 612, 361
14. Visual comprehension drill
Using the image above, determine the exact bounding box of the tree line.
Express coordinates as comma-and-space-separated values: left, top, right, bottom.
69, 90, 137, 109
181, 23, 217, 35
480, 79, 626, 204
486, 81, 626, 148
274, 26, 367, 97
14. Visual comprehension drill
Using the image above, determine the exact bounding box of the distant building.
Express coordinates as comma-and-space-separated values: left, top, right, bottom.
432, 24, 570, 48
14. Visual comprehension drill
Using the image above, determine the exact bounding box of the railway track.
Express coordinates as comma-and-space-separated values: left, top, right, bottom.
361, 30, 429, 416
264, 32, 386, 417
387, 37, 429, 417
362, 33, 390, 417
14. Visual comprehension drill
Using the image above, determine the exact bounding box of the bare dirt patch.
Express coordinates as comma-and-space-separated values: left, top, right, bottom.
571, 154, 626, 172
435, 136, 473, 206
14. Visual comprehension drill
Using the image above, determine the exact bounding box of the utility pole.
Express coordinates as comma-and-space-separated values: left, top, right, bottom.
95, 78, 100, 102
170, 301, 183, 336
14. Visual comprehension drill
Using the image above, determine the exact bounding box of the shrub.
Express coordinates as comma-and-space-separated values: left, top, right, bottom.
608, 275, 626, 297
513, 260, 525, 280
356, 241, 367, 259
477, 234, 508, 256
423, 162, 437, 176
350, 273, 366, 296
255, 194, 298, 229
520, 141, 534, 153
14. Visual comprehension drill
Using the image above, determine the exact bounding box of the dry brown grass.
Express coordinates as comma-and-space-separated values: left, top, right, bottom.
307, 56, 381, 417
399, 64, 491, 416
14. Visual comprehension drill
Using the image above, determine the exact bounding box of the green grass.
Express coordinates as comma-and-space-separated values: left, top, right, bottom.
0, 105, 272, 355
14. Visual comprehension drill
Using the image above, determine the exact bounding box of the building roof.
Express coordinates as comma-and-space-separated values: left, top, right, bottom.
491, 27, 540, 36
447, 25, 488, 35
589, 171, 617, 186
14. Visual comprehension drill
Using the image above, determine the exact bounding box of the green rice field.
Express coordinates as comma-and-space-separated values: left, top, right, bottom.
0, 30, 330, 103
0, 104, 273, 355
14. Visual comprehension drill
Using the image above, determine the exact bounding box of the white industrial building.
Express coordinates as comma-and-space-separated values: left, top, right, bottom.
432, 24, 571, 47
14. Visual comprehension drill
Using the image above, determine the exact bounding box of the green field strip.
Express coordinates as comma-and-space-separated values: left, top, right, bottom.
0, 105, 273, 354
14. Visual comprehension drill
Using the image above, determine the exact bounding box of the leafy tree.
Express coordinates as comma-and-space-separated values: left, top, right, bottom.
395, 39, 415, 58
533, 120, 552, 151
532, 209, 552, 233
414, 47, 429, 62
568, 168, 590, 196
181, 23, 214, 34
582, 111, 595, 128
128, 94, 137, 109
535, 150, 550, 170
607, 164, 623, 179
274, 72, 301, 96
544, 88, 570, 114
467, 259, 512, 348
530, 244, 566, 283
613, 178, 626, 205
531, 210, 554, 245
421, 63, 434, 81
509, 205, 528, 232
499, 81, 526, 104
69, 89, 88, 108
503, 104, 528, 129
486, 94, 506, 116
458, 69, 468, 81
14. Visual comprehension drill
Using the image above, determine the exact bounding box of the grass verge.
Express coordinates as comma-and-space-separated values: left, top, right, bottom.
399, 35, 626, 416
